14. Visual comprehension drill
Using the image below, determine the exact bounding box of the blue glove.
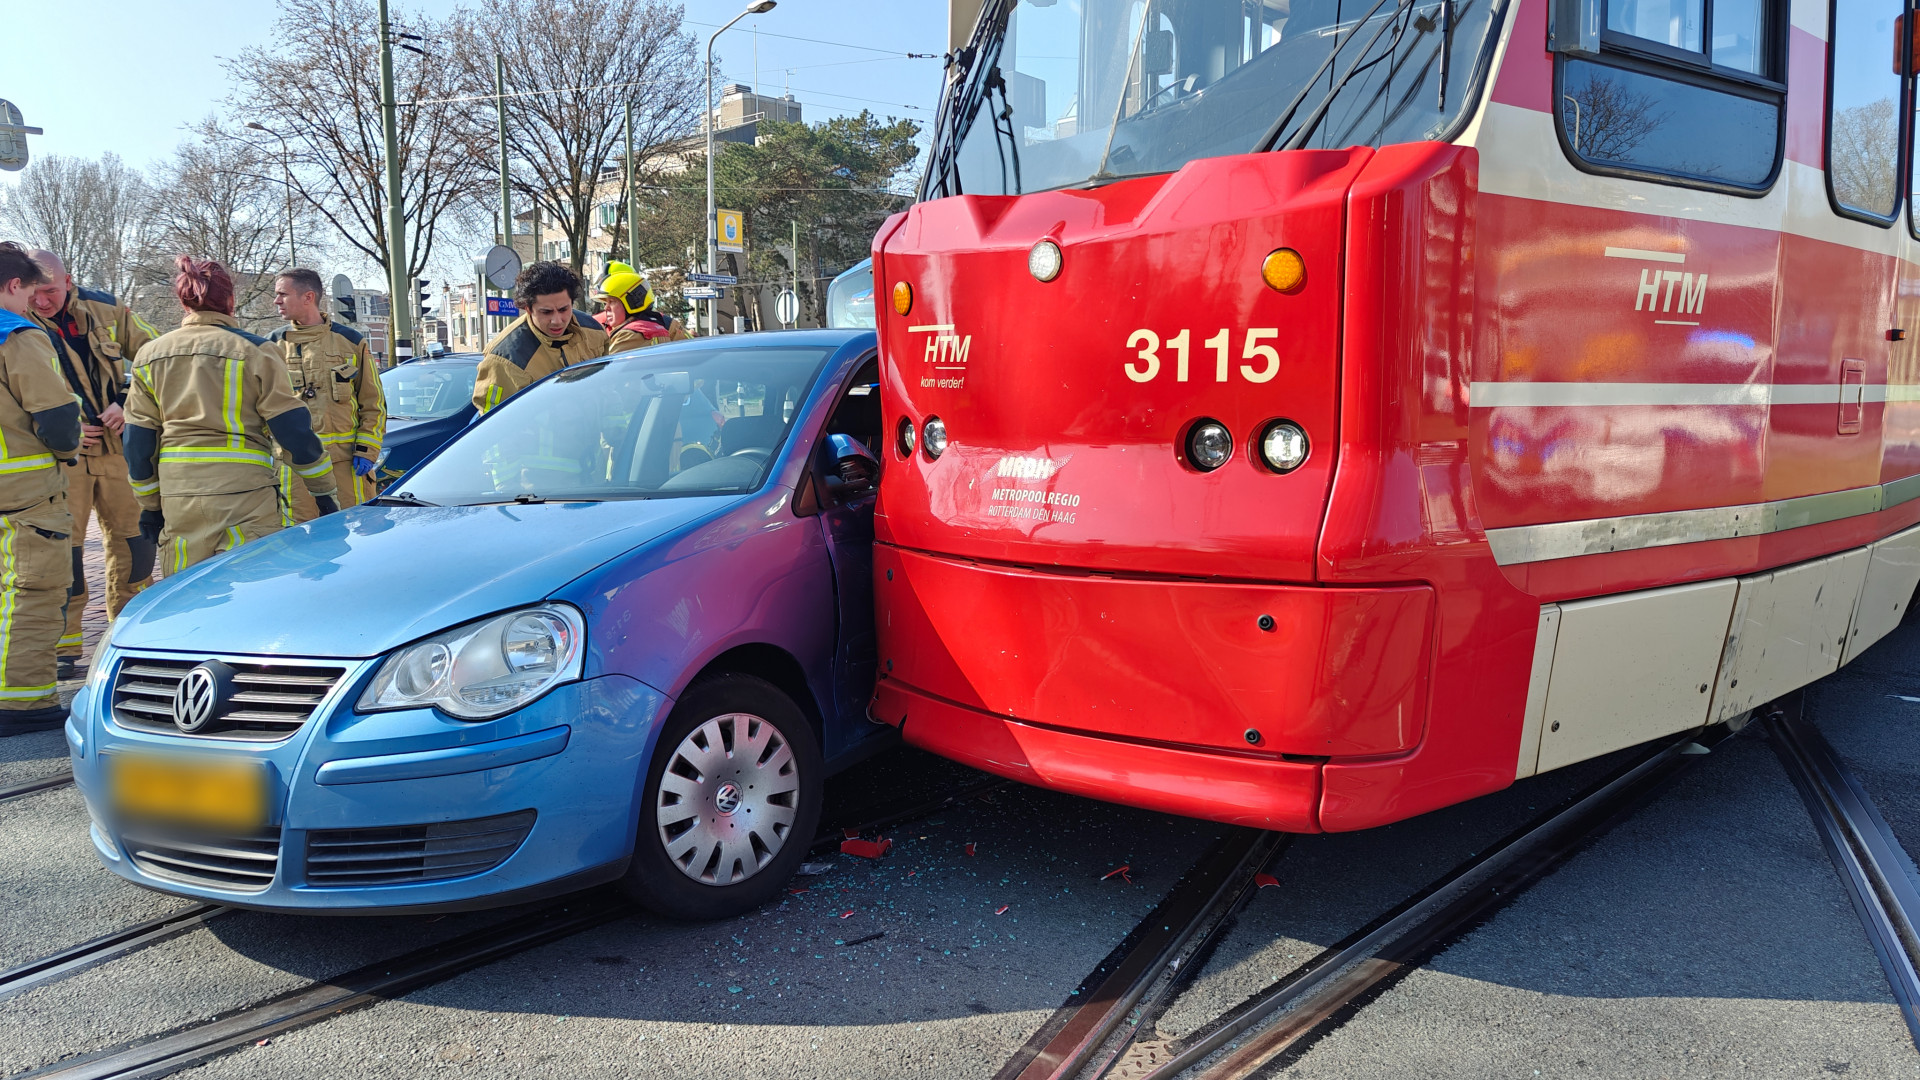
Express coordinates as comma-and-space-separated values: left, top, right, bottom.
353, 455, 377, 476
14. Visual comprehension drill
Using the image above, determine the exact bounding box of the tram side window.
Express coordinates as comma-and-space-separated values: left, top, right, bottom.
1830, 2, 1903, 222
1556, 0, 1784, 192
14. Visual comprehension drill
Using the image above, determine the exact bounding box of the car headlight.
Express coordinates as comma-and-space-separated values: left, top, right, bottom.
357, 604, 586, 720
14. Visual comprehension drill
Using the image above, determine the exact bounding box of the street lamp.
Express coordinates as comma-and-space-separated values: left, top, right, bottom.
245, 122, 297, 269
706, 0, 776, 335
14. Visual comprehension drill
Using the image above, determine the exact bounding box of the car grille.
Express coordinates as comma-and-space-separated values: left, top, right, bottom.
122, 826, 281, 892
112, 657, 347, 741
304, 810, 537, 887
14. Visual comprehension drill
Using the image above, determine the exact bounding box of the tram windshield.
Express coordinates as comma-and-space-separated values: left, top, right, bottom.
925, 0, 1506, 198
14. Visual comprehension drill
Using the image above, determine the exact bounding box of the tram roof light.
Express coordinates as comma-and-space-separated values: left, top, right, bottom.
1262, 248, 1306, 293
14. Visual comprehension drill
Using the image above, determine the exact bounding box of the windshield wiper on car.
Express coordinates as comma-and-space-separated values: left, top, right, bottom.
369, 491, 437, 506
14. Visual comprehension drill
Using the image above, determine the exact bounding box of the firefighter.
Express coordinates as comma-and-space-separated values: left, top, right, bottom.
123, 257, 337, 574
26, 250, 159, 679
472, 261, 607, 413
597, 262, 691, 354
268, 269, 386, 520
0, 242, 84, 735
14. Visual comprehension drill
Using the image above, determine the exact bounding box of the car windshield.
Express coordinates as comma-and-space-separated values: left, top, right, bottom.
383, 361, 478, 420
925, 0, 1505, 198
827, 261, 875, 328
393, 344, 834, 505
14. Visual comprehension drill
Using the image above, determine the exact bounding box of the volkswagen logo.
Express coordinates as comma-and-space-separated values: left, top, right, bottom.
172, 664, 226, 734
713, 781, 742, 815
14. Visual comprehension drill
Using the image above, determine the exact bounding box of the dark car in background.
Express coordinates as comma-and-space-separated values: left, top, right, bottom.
376, 353, 480, 485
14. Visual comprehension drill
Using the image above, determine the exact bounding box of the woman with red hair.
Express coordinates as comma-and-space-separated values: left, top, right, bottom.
121, 256, 340, 571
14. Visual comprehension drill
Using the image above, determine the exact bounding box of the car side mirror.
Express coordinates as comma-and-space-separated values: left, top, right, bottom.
819, 433, 879, 504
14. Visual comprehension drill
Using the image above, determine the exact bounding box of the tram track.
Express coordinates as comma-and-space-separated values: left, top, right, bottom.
998, 724, 1734, 1080
1768, 694, 1920, 1050
12, 774, 1008, 1080
0, 904, 231, 1006
0, 767, 74, 804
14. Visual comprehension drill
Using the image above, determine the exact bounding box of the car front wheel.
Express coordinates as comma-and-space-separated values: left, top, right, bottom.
620, 673, 823, 920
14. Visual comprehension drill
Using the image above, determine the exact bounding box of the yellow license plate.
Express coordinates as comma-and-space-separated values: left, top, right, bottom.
108, 753, 268, 830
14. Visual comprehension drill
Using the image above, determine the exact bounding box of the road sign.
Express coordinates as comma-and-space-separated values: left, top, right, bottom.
688, 272, 737, 285
486, 296, 520, 317
716, 210, 744, 253
0, 100, 44, 173
684, 287, 722, 300
775, 289, 800, 326
482, 244, 521, 291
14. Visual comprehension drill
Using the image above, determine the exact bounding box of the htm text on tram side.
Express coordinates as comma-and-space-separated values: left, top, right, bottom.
871, 0, 1920, 830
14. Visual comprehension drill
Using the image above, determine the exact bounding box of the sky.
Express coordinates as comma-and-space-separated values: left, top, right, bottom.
0, 0, 950, 300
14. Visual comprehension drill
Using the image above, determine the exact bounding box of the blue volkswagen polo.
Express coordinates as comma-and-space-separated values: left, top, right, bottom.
68, 330, 885, 919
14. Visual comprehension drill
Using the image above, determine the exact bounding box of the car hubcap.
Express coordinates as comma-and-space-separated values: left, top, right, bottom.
655, 712, 799, 886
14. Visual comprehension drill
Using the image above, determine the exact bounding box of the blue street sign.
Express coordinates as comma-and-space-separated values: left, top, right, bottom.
684, 287, 723, 300
688, 272, 737, 285
486, 296, 519, 317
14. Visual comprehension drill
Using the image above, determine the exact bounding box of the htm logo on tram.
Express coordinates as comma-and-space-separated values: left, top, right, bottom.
910, 323, 971, 364
1605, 245, 1706, 323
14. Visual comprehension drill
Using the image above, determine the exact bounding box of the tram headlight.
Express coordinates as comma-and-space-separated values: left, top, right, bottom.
922, 416, 948, 460
359, 604, 585, 720
1028, 240, 1063, 283
897, 415, 917, 458
1185, 420, 1233, 472
1257, 420, 1309, 473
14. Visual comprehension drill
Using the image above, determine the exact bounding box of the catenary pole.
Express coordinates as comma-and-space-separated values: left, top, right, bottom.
626, 102, 640, 267
708, 3, 775, 336
378, 0, 411, 361
495, 52, 512, 331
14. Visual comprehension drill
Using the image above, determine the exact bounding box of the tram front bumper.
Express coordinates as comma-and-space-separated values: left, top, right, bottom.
872, 544, 1438, 831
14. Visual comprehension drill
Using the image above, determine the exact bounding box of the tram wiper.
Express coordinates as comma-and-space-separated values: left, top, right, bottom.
1253, 0, 1415, 154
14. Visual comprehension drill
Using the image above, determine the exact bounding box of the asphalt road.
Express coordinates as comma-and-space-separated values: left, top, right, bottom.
5, 533, 1920, 1078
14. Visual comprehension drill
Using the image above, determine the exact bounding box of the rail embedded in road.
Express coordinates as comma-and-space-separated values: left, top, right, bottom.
1768, 695, 1920, 1051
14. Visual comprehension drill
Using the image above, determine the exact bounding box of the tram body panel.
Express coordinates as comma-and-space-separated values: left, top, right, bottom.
879, 0, 1920, 831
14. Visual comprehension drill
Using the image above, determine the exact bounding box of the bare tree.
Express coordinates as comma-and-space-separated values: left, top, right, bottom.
1832, 97, 1900, 216
451, 0, 703, 278
1561, 74, 1668, 163
0, 152, 151, 300
224, 0, 489, 287
141, 122, 310, 331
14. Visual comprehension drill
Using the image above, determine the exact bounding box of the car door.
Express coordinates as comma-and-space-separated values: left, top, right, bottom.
805, 356, 882, 739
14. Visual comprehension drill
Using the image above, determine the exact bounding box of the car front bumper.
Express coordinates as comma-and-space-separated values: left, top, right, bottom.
71, 648, 667, 913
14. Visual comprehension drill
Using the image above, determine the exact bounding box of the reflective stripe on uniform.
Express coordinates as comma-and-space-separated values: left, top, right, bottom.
57, 631, 81, 648
294, 457, 331, 479
224, 358, 244, 450
130, 477, 159, 496
130, 312, 159, 339
483, 385, 505, 411
225, 526, 245, 550
159, 447, 273, 467
0, 519, 48, 698
170, 535, 188, 575
0, 454, 57, 475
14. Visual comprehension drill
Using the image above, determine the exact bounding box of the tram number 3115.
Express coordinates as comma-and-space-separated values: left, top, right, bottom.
1126, 328, 1282, 384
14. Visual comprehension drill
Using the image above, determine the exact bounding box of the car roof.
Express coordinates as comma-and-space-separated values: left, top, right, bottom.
395, 353, 483, 366
601, 327, 875, 361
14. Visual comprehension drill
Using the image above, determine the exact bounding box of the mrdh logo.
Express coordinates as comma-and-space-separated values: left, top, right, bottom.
909, 323, 970, 389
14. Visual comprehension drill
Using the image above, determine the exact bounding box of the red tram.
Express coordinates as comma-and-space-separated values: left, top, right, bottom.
868, 0, 1920, 830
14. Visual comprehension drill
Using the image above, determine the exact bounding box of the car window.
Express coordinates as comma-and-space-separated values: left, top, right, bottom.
383, 362, 479, 420
393, 345, 835, 505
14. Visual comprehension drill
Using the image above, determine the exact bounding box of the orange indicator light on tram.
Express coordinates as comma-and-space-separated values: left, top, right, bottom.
1261, 249, 1306, 293
892, 281, 913, 315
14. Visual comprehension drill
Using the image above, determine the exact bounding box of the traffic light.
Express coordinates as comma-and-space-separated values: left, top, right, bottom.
333, 294, 357, 324
415, 279, 433, 316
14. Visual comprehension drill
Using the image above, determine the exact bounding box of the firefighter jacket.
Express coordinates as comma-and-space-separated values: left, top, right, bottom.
605, 312, 690, 354
0, 312, 83, 509
267, 321, 386, 462
40, 287, 157, 461
473, 311, 607, 413
123, 312, 336, 508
